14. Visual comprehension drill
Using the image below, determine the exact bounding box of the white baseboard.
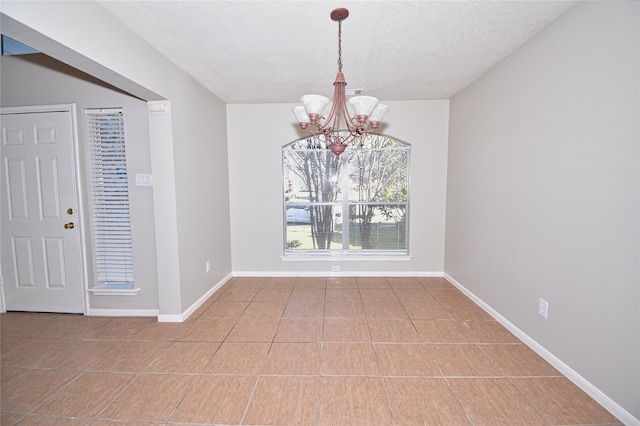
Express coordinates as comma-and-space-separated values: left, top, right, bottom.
232, 271, 445, 278
157, 272, 233, 323
86, 308, 159, 317
443, 272, 639, 426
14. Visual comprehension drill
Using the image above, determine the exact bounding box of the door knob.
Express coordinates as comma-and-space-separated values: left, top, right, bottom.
64, 222, 75, 229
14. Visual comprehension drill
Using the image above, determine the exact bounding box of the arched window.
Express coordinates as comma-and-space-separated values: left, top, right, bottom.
282, 133, 410, 256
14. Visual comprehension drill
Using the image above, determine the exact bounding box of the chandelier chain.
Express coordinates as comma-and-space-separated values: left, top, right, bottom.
337, 19, 343, 73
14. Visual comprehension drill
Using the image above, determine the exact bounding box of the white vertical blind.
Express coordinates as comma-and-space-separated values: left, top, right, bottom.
85, 109, 135, 288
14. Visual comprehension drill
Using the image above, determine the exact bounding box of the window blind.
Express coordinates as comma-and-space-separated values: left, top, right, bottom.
85, 109, 135, 288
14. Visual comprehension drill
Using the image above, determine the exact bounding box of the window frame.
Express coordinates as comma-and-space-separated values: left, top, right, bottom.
282, 133, 410, 258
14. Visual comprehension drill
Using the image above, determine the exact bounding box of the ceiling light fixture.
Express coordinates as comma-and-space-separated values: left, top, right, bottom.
292, 8, 389, 157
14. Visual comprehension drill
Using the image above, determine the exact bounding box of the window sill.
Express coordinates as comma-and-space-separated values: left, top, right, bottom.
88, 285, 140, 296
281, 254, 412, 262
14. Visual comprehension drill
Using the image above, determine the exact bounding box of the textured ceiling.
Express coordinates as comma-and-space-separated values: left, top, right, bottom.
98, 1, 577, 104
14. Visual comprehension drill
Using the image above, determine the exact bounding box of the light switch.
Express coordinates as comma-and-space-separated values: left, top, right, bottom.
135, 173, 153, 186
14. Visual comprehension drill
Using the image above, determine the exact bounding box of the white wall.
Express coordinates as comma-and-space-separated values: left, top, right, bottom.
0, 54, 159, 312
227, 100, 449, 275
0, 1, 232, 317
446, 1, 639, 420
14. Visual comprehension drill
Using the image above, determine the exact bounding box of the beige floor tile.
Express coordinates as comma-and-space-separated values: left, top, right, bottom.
360, 288, 398, 302
0, 369, 80, 413
0, 338, 78, 368
33, 372, 135, 418
480, 344, 560, 377
368, 318, 421, 342
177, 317, 236, 341
82, 318, 154, 341
1, 366, 29, 384
428, 287, 470, 303
131, 321, 188, 341
387, 277, 424, 288
37, 340, 121, 370
169, 375, 257, 425
225, 318, 279, 342
375, 343, 441, 376
322, 342, 380, 376
275, 318, 323, 342
466, 320, 521, 343
283, 302, 325, 319
293, 277, 326, 288
91, 341, 170, 372
325, 288, 361, 302
511, 377, 622, 424
418, 277, 453, 289
385, 377, 470, 425
241, 301, 287, 319
448, 378, 548, 425
229, 277, 265, 289
262, 342, 321, 375
261, 277, 296, 288
319, 377, 392, 425
363, 302, 408, 319
100, 374, 194, 423
324, 302, 365, 318
323, 318, 371, 342
0, 413, 25, 425
87, 421, 150, 426
203, 342, 270, 374
413, 319, 473, 343
217, 286, 259, 302
12, 416, 91, 425
402, 302, 451, 320
244, 376, 319, 425
440, 302, 493, 320
326, 277, 358, 288
1, 337, 30, 354
253, 287, 292, 301
200, 300, 249, 318
290, 287, 325, 302
429, 344, 502, 377
394, 288, 437, 303
144, 341, 220, 374
356, 277, 390, 288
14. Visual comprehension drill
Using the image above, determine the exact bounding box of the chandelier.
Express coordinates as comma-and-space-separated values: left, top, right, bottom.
292, 8, 389, 157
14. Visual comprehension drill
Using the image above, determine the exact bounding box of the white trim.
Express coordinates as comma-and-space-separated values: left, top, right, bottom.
86, 308, 158, 317
281, 255, 413, 262
0, 274, 6, 313
233, 271, 444, 278
157, 273, 233, 323
443, 273, 639, 426
87, 287, 141, 296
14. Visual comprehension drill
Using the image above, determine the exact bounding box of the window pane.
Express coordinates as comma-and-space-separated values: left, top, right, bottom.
348, 205, 407, 251
283, 133, 410, 255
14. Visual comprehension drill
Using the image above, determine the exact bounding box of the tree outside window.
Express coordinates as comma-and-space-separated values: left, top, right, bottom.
283, 133, 410, 255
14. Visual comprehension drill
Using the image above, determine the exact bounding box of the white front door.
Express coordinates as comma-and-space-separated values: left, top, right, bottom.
1, 105, 85, 313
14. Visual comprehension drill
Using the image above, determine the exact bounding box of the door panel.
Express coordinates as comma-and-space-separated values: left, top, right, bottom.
1, 107, 84, 313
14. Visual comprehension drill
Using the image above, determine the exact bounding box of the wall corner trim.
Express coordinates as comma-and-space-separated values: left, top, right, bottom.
443, 273, 639, 425
157, 273, 233, 323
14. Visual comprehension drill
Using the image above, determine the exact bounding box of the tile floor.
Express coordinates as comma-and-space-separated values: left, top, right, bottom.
0, 276, 622, 425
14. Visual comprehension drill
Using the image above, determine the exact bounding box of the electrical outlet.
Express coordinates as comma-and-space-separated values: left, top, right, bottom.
538, 298, 549, 319
331, 265, 340, 272
205, 260, 211, 273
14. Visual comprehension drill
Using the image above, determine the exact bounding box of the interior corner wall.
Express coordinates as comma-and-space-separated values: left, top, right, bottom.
445, 1, 639, 419
226, 100, 449, 275
1, 1, 232, 317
